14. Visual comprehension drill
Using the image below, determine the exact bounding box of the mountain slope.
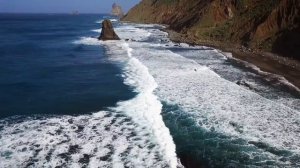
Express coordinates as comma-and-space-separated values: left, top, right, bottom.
122, 0, 300, 59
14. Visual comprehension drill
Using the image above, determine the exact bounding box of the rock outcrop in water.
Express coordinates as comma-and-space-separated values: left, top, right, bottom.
122, 0, 300, 60
111, 3, 124, 18
98, 19, 120, 41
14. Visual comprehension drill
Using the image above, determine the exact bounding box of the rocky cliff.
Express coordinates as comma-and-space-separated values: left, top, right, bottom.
111, 3, 124, 18
122, 0, 300, 60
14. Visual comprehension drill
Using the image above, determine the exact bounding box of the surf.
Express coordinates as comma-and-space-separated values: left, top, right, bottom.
73, 33, 181, 167
111, 23, 300, 166
0, 19, 180, 168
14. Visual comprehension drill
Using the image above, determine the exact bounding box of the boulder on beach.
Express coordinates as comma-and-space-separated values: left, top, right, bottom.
98, 19, 120, 41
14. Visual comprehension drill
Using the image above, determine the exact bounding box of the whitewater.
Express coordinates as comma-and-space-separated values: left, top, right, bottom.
0, 23, 180, 168
75, 22, 300, 166
1, 19, 300, 167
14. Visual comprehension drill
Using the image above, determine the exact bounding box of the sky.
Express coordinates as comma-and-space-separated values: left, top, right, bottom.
0, 0, 140, 13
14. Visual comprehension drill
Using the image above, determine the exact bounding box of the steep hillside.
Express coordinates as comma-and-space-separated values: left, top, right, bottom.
122, 0, 300, 60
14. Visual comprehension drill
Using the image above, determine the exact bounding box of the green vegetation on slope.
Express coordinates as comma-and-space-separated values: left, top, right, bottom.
123, 0, 300, 59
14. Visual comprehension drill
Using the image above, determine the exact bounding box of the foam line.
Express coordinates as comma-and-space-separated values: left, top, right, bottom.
110, 24, 300, 157
95, 18, 118, 24
1, 29, 180, 168
223, 53, 300, 93
92, 29, 102, 33
72, 37, 180, 167
109, 42, 179, 168
72, 22, 300, 166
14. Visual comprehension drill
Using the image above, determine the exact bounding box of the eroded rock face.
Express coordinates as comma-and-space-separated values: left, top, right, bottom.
267, 0, 300, 59
254, 0, 299, 40
122, 0, 300, 59
98, 19, 120, 41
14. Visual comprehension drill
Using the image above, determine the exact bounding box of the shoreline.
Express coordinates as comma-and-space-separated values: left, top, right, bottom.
163, 27, 300, 168
165, 28, 300, 94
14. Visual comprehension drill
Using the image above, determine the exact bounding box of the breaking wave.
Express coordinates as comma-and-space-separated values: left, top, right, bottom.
2, 19, 300, 168
0, 27, 180, 168
113, 23, 300, 166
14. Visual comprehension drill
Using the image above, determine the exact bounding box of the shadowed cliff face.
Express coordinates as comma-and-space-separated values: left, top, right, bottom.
253, 0, 300, 59
122, 0, 300, 60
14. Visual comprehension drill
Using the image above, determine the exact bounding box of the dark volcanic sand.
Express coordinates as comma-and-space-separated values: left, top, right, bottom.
166, 29, 300, 93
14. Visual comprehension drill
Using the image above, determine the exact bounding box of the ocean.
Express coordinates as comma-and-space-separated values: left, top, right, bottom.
0, 14, 299, 168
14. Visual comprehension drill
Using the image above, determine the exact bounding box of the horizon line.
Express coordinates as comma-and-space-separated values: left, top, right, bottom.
0, 12, 112, 15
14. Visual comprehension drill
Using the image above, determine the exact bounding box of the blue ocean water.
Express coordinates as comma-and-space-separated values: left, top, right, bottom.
0, 14, 177, 168
0, 14, 299, 168
0, 14, 134, 118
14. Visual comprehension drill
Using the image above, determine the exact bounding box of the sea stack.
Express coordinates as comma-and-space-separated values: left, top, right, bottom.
98, 19, 120, 41
111, 3, 124, 18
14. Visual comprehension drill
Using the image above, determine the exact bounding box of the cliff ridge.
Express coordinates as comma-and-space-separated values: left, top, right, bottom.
122, 0, 300, 60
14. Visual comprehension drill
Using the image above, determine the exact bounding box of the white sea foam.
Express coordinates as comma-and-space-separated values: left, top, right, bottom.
0, 111, 173, 167
89, 26, 151, 42
115, 27, 151, 41
214, 51, 300, 93
95, 18, 118, 24
109, 24, 300, 157
72, 35, 180, 167
95, 19, 104, 24
224, 54, 300, 93
108, 42, 179, 168
3, 21, 299, 167
92, 29, 102, 33
74, 22, 300, 165
110, 19, 118, 22
0, 47, 179, 167
0, 27, 180, 167
73, 37, 102, 45
162, 41, 300, 112
141, 46, 300, 152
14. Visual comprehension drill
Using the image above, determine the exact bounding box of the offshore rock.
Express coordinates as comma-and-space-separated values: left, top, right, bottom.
98, 19, 120, 41
111, 3, 124, 18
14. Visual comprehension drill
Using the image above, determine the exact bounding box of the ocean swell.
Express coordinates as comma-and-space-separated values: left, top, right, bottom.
0, 29, 180, 168
111, 23, 300, 166
73, 36, 180, 167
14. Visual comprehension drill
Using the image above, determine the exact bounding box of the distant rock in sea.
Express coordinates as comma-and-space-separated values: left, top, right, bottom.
111, 3, 124, 18
98, 19, 120, 41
